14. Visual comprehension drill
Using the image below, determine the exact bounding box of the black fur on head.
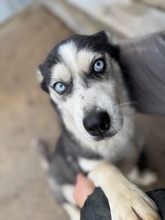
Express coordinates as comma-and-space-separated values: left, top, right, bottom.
71, 31, 120, 61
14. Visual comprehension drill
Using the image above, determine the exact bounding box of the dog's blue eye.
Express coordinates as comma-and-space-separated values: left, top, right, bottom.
94, 59, 105, 72
54, 82, 66, 94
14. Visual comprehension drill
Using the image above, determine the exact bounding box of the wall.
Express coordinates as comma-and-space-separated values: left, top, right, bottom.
0, 0, 34, 24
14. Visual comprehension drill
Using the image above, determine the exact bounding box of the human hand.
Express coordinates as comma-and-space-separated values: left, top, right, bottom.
74, 165, 161, 220
73, 173, 95, 208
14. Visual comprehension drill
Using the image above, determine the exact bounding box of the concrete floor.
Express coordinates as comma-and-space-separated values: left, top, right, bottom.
0, 6, 165, 220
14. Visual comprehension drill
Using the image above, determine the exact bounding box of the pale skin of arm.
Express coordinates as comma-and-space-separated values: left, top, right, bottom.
73, 173, 94, 208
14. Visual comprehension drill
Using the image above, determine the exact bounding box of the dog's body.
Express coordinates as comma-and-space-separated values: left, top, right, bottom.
37, 31, 158, 219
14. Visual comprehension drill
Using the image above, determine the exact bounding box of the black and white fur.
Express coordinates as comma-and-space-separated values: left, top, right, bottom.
37, 31, 158, 219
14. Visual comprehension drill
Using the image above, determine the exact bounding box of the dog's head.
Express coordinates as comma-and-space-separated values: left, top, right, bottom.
38, 31, 125, 141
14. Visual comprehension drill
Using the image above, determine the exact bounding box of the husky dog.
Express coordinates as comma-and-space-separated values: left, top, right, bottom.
37, 31, 158, 219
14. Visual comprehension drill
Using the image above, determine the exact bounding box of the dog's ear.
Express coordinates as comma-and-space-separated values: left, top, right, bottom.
93, 31, 120, 61
93, 30, 113, 43
108, 43, 120, 62
37, 64, 49, 93
100, 31, 120, 61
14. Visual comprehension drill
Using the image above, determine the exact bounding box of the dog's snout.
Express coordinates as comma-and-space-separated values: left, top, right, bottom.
83, 112, 111, 137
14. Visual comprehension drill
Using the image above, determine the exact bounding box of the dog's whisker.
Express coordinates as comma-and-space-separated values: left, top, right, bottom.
115, 101, 137, 108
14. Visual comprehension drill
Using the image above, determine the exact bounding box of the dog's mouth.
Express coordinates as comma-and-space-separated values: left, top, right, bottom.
83, 111, 115, 141
92, 132, 117, 142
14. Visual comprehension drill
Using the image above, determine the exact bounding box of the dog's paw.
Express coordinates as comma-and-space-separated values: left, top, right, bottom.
63, 203, 80, 220
128, 167, 158, 186
89, 163, 161, 220
110, 185, 160, 220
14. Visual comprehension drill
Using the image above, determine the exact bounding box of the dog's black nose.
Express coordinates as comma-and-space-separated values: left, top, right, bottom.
83, 112, 111, 137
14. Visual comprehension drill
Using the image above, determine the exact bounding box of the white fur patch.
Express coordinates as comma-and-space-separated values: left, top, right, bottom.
63, 203, 80, 220
40, 159, 49, 171
51, 63, 71, 84
62, 184, 76, 205
78, 157, 104, 173
128, 167, 158, 186
58, 41, 78, 74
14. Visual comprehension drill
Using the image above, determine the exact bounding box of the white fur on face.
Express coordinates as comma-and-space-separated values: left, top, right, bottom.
51, 63, 71, 85
49, 41, 126, 142
78, 157, 104, 172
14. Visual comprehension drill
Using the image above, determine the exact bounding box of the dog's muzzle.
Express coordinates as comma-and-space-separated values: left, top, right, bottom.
83, 112, 111, 137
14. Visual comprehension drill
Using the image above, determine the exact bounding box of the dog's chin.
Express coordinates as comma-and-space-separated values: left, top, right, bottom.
86, 132, 117, 142
94, 137, 111, 142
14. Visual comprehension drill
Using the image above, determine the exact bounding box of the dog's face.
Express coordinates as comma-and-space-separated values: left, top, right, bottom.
38, 31, 124, 141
